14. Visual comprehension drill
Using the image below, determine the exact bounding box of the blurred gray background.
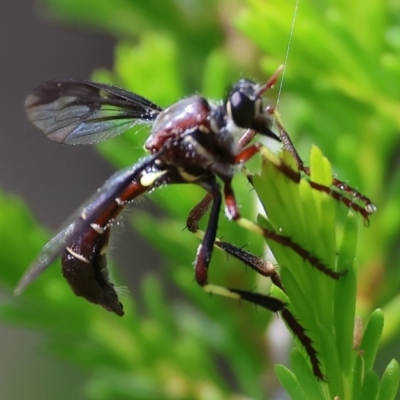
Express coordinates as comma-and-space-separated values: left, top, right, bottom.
0, 2, 159, 398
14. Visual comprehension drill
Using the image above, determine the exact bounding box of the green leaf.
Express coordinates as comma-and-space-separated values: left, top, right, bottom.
334, 212, 358, 378
290, 348, 325, 399
359, 370, 380, 400
377, 359, 400, 400
275, 364, 307, 400
361, 309, 384, 371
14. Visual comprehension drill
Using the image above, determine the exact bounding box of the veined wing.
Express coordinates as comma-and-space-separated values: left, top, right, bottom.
25, 79, 163, 145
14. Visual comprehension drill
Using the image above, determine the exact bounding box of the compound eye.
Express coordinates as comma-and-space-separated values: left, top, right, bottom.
227, 90, 255, 128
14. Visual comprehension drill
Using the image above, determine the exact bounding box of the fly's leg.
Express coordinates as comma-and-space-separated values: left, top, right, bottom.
188, 190, 325, 380
269, 106, 376, 222
193, 181, 289, 315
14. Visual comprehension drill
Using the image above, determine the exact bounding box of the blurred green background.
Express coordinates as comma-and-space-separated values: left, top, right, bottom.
0, 0, 399, 399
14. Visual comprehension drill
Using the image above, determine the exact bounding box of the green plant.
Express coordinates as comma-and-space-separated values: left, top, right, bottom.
1, 0, 400, 399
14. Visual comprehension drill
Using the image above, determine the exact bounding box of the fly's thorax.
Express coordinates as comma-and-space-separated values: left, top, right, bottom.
144, 96, 212, 153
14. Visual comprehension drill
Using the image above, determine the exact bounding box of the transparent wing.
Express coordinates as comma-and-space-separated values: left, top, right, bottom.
25, 79, 163, 145
14, 152, 160, 295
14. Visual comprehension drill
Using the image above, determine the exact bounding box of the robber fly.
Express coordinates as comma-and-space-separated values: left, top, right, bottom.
15, 66, 375, 380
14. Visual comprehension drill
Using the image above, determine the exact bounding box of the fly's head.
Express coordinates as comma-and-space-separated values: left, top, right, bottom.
225, 79, 279, 141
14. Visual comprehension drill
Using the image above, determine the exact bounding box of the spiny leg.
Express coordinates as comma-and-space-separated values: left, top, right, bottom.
217, 242, 324, 380
192, 181, 289, 315
233, 145, 343, 279
188, 143, 341, 279
187, 192, 213, 233
188, 205, 324, 380
234, 119, 376, 223
193, 227, 282, 287
216, 239, 282, 287
280, 307, 324, 380
240, 145, 374, 224
189, 155, 330, 378
237, 128, 257, 149
239, 217, 343, 279
222, 179, 327, 379
235, 108, 376, 223
268, 106, 376, 222
186, 177, 281, 285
